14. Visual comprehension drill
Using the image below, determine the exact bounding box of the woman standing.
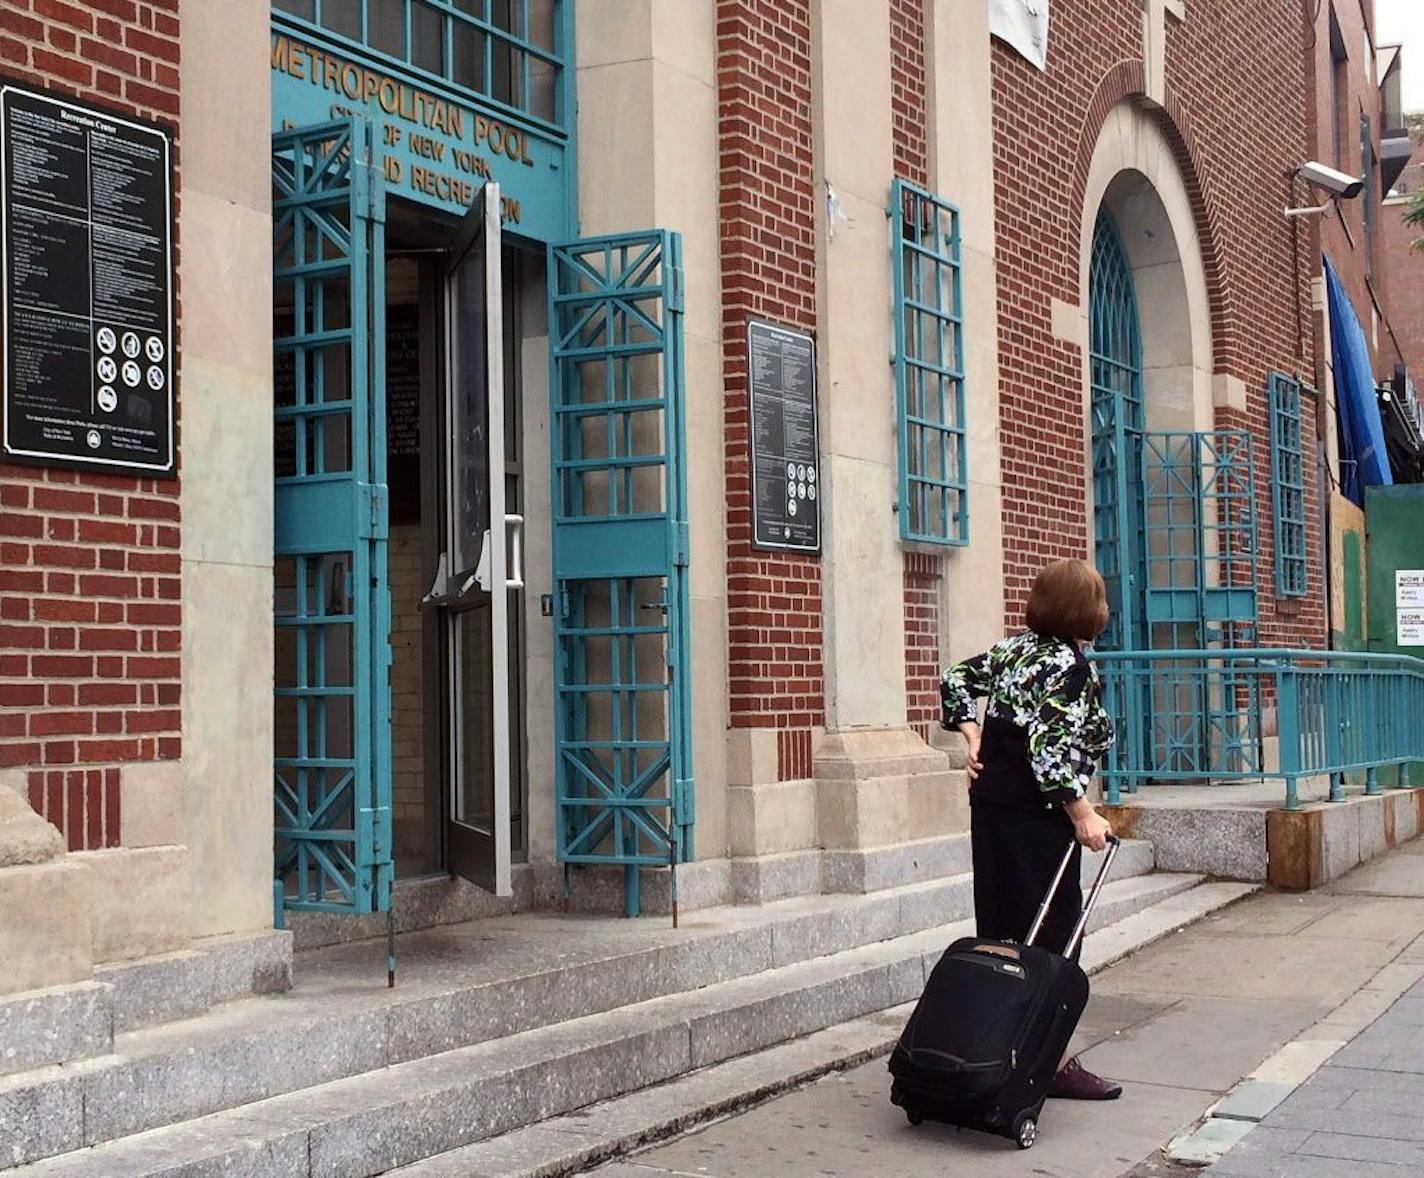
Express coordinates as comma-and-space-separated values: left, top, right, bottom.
940, 558, 1122, 1101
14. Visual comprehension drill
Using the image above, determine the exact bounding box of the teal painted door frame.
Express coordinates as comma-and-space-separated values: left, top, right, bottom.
271, 118, 394, 919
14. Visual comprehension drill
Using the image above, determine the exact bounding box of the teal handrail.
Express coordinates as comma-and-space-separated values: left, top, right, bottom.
1088, 648, 1424, 809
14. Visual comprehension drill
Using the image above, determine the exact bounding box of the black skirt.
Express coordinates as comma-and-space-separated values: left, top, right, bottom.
970, 796, 1083, 960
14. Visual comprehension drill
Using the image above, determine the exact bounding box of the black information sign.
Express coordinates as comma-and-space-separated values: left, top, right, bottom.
386, 304, 422, 524
2, 78, 174, 476
749, 320, 820, 552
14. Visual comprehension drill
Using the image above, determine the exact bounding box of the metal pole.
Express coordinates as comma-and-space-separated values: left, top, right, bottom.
1064, 836, 1120, 961
670, 831, 679, 930
387, 906, 396, 989
1024, 842, 1078, 947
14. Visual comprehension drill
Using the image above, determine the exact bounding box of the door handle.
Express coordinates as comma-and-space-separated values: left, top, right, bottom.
505, 514, 525, 589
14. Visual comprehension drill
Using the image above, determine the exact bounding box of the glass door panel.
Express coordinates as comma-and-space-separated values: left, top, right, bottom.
436, 183, 514, 895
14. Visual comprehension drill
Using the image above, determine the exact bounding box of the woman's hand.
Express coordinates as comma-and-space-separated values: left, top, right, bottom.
958, 722, 983, 781
1065, 798, 1112, 852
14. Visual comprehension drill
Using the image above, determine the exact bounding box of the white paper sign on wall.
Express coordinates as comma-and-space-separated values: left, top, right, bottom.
990, 0, 1050, 72
1396, 570, 1424, 609
1399, 610, 1424, 646
1397, 571, 1424, 646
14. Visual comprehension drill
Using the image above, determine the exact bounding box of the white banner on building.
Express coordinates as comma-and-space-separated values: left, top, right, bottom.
990, 0, 1050, 72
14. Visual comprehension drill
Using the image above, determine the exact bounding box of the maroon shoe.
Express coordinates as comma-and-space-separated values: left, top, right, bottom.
1049, 1056, 1122, 1100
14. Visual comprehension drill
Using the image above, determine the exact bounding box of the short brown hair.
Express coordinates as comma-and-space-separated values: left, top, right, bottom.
1024, 559, 1110, 643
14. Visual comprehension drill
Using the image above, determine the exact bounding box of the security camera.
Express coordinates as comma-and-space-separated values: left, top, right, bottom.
1297, 161, 1365, 199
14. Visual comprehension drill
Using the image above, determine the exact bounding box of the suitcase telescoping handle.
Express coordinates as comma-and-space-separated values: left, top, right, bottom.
1024, 835, 1120, 958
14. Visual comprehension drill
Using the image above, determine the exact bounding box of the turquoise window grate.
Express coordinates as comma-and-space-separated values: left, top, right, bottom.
890, 178, 967, 547
1270, 372, 1309, 598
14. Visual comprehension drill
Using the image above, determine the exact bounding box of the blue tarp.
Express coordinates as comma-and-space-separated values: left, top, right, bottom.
1324, 256, 1393, 506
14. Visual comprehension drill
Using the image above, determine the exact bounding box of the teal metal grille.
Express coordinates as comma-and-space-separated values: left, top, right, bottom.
1270, 372, 1308, 598
1089, 212, 1146, 652
890, 179, 967, 546
548, 231, 692, 918
1094, 648, 1424, 807
271, 119, 393, 918
1141, 431, 1259, 639
1090, 209, 1264, 786
271, 0, 570, 130
1138, 430, 1261, 778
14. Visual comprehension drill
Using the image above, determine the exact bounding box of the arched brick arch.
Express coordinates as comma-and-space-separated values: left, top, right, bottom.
1068, 63, 1233, 374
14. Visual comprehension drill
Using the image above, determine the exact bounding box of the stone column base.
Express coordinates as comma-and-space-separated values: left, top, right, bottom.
726, 727, 821, 858
1, 772, 194, 994
815, 726, 969, 850
1, 778, 93, 996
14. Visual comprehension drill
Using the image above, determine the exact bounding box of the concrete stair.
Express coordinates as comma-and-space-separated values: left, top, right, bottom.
0, 930, 292, 1079
389, 880, 1259, 1178
1, 842, 1250, 1177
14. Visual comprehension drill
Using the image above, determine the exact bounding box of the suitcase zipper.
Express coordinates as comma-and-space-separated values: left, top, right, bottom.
1008, 983, 1053, 1076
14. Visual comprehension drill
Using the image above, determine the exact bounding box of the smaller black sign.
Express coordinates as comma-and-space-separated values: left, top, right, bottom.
749, 320, 820, 552
2, 78, 174, 476
386, 304, 422, 525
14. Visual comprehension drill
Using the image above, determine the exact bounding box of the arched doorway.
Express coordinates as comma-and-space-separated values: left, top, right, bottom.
1086, 190, 1260, 777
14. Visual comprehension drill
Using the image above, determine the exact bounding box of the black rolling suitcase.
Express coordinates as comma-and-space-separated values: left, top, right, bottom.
888, 835, 1120, 1150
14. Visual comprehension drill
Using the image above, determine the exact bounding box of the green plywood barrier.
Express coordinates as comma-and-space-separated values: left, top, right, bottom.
1340, 530, 1366, 652
1366, 485, 1424, 786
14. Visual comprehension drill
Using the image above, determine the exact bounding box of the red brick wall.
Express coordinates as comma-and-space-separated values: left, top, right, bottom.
889, 0, 928, 189
717, 0, 823, 781
1382, 200, 1424, 378
0, 0, 181, 851
1313, 0, 1385, 371
991, 1, 1326, 652
1166, 3, 1324, 650
903, 553, 941, 741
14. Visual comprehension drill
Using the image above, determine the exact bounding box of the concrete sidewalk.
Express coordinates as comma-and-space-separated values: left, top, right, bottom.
593, 836, 1424, 1178
1200, 839, 1424, 1176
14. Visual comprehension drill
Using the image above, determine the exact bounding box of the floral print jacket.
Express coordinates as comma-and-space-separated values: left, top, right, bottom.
940, 631, 1114, 808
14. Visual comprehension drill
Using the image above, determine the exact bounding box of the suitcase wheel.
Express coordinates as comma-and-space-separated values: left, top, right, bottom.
905, 1110, 924, 1127
1013, 1114, 1037, 1150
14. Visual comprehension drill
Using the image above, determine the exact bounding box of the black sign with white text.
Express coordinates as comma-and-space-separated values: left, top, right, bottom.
749, 320, 820, 552
2, 79, 174, 475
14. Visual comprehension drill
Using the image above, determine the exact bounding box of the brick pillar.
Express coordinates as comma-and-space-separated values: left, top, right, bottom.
0, 0, 184, 853
718, 0, 825, 821
0, 0, 197, 975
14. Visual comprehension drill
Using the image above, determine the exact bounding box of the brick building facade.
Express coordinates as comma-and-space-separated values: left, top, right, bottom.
991, 0, 1326, 651
0, 0, 1386, 1027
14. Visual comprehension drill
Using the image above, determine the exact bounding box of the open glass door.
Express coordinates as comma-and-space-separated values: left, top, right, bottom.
425, 183, 519, 895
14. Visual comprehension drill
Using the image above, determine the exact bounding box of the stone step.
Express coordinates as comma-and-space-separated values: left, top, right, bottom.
390, 882, 1258, 1178
290, 835, 1155, 943
9, 878, 1256, 1178
0, 842, 1159, 1168
0, 871, 976, 1166
0, 930, 291, 1079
